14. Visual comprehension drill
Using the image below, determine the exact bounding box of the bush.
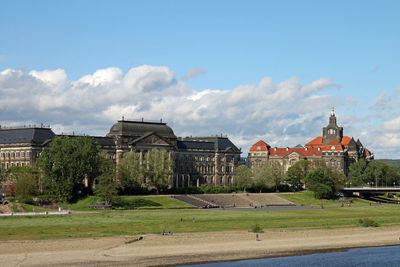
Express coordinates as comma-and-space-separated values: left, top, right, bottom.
249, 224, 264, 233
358, 218, 379, 227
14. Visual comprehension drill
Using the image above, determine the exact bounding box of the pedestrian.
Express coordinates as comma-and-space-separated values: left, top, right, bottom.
256, 234, 259, 241
180, 217, 183, 222
192, 217, 195, 223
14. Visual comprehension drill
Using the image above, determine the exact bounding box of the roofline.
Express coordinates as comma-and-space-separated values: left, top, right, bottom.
0, 127, 52, 131
117, 120, 167, 125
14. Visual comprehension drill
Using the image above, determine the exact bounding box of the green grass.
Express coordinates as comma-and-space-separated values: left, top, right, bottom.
1, 205, 400, 240
57, 195, 192, 211
279, 191, 371, 207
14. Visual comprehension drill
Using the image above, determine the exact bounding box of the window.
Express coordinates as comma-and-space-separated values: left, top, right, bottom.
251, 162, 254, 167
257, 146, 261, 150
21, 152, 25, 157
16, 152, 20, 158
337, 162, 341, 167
326, 162, 329, 166
331, 161, 335, 167
290, 159, 296, 166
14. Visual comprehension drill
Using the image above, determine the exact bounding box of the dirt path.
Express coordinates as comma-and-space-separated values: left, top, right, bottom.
1, 226, 400, 266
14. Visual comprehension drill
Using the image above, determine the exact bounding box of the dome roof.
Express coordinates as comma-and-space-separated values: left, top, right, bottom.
107, 120, 176, 139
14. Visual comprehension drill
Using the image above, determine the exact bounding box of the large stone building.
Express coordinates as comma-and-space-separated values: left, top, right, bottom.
248, 108, 373, 175
0, 119, 241, 188
0, 126, 55, 169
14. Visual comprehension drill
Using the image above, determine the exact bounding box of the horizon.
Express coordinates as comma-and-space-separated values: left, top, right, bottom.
1, 1, 399, 158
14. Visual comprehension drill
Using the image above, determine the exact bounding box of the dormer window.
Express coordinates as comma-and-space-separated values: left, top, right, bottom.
257, 146, 261, 150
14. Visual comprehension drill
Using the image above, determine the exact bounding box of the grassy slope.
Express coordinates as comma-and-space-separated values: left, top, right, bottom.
58, 195, 192, 211
1, 205, 400, 240
279, 191, 371, 207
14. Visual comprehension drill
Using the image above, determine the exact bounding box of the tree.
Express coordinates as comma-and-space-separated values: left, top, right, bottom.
348, 160, 400, 187
144, 149, 173, 193
286, 160, 311, 191
14, 171, 38, 203
0, 159, 6, 184
253, 162, 284, 192
269, 161, 285, 191
305, 168, 336, 199
118, 151, 144, 192
233, 165, 253, 191
348, 159, 368, 186
37, 136, 100, 202
253, 165, 269, 192
94, 152, 118, 205
118, 149, 173, 194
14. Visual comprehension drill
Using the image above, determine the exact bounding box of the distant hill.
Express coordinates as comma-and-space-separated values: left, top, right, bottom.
376, 159, 400, 167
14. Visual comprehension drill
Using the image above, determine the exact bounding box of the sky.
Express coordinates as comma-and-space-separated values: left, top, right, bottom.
0, 0, 399, 158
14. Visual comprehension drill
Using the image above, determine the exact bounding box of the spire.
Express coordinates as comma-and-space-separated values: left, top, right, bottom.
331, 106, 335, 116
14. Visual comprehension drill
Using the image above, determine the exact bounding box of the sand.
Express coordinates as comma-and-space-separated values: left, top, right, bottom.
1, 226, 400, 266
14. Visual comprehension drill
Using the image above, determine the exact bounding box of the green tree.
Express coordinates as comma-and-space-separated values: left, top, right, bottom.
305, 168, 336, 199
285, 160, 311, 191
94, 152, 118, 205
37, 136, 100, 202
253, 165, 269, 192
14, 171, 38, 203
233, 165, 253, 191
144, 149, 173, 194
253, 162, 284, 192
348, 159, 368, 186
118, 151, 144, 192
269, 161, 285, 191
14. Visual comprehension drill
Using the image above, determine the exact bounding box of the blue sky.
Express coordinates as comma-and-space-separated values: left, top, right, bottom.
0, 1, 399, 158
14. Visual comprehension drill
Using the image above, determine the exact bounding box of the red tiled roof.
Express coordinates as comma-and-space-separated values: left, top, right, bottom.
305, 136, 323, 146
328, 139, 341, 146
268, 147, 322, 158
341, 136, 351, 145
365, 148, 371, 157
249, 140, 270, 152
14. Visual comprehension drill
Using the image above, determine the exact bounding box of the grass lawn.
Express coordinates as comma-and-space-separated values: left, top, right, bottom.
279, 191, 372, 207
58, 195, 193, 211
1, 205, 400, 240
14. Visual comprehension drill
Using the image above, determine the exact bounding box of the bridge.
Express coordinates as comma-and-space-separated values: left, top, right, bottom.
341, 186, 400, 196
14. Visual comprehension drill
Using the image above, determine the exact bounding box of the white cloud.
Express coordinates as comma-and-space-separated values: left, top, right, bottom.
3, 64, 400, 158
182, 68, 207, 80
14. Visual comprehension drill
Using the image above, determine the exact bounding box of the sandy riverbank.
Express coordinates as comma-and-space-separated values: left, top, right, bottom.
1, 226, 400, 266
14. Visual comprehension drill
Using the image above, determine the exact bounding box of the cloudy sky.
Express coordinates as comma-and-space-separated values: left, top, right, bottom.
0, 1, 399, 158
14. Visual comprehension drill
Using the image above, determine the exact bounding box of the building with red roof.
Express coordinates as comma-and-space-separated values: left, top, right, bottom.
248, 108, 373, 175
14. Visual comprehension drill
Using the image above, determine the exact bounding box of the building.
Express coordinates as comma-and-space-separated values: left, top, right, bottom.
248, 108, 373, 175
0, 119, 241, 188
106, 119, 241, 187
0, 126, 55, 169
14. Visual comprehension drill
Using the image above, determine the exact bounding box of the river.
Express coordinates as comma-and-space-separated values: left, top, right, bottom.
184, 245, 400, 266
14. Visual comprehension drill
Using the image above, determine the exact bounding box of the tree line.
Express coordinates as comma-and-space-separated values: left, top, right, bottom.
0, 136, 172, 205
2, 135, 399, 204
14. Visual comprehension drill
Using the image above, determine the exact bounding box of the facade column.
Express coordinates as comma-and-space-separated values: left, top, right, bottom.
214, 152, 219, 186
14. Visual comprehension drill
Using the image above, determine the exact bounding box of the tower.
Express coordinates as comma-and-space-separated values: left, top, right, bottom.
322, 107, 343, 143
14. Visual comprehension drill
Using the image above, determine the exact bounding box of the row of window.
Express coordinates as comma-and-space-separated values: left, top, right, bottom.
4, 161, 30, 169
176, 175, 233, 185
1, 151, 31, 159
177, 164, 233, 174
